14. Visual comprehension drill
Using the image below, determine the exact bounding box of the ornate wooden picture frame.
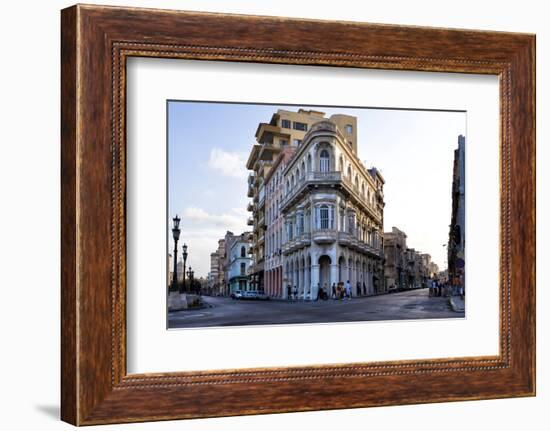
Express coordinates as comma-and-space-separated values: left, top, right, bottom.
61, 4, 535, 425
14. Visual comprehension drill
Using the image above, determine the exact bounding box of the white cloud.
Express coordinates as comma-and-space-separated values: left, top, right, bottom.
176, 206, 250, 277
207, 148, 248, 179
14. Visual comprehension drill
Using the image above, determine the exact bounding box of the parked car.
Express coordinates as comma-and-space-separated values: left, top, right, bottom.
231, 290, 244, 299
242, 290, 270, 300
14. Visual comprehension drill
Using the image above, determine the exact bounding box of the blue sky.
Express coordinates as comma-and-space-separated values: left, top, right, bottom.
168, 101, 465, 277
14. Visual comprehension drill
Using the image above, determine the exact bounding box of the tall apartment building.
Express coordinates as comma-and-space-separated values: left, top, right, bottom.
246, 109, 337, 292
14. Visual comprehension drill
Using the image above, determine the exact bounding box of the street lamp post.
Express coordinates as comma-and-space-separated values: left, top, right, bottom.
170, 215, 181, 293
187, 267, 195, 294
181, 244, 188, 294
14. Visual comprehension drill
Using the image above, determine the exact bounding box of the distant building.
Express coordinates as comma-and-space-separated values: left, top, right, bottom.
448, 135, 466, 287
383, 227, 408, 290
208, 239, 226, 296
224, 231, 253, 294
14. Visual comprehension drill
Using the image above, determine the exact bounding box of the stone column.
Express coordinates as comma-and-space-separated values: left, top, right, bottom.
330, 264, 339, 295
304, 263, 311, 300
311, 264, 320, 300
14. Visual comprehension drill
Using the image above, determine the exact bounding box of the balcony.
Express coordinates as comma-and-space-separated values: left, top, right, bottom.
338, 231, 352, 246
279, 171, 381, 222
312, 229, 337, 244
247, 201, 255, 212
247, 217, 254, 226
247, 183, 254, 198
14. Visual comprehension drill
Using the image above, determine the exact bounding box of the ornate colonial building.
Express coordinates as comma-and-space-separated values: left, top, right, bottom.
246, 109, 337, 292
278, 114, 386, 300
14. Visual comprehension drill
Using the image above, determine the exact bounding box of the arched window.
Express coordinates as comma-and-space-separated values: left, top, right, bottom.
320, 149, 330, 172
240, 262, 246, 275
300, 161, 305, 178
339, 156, 344, 172
241, 246, 246, 257
307, 154, 312, 172
355, 175, 359, 190
347, 166, 352, 180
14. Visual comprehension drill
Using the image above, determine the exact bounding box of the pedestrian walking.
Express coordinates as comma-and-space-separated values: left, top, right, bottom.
293, 285, 297, 300
331, 283, 336, 299
345, 280, 352, 300
287, 284, 291, 300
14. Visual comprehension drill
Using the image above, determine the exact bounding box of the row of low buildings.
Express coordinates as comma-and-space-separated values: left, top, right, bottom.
207, 231, 254, 296
383, 227, 440, 291
205, 108, 442, 299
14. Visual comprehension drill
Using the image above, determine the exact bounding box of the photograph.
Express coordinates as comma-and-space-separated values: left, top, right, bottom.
166, 101, 466, 329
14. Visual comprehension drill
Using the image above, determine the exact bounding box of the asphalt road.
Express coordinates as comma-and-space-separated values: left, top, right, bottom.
168, 288, 464, 329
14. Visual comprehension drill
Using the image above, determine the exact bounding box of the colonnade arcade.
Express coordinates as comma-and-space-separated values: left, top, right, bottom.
283, 250, 378, 300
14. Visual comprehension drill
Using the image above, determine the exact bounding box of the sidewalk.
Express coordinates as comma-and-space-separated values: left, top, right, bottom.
449, 296, 465, 313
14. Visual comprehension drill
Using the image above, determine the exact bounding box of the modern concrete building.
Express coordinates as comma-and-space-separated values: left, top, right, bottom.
278, 112, 386, 300
224, 231, 253, 294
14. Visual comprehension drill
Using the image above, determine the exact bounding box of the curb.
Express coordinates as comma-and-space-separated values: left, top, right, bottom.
449, 296, 465, 313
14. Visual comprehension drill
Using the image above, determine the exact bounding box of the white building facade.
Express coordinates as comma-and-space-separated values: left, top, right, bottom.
226, 232, 253, 294
280, 119, 385, 300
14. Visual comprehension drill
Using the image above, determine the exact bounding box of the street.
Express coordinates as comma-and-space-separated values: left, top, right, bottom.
168, 288, 464, 329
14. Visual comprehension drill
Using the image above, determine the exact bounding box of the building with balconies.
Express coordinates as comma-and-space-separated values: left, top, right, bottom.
264, 147, 297, 299
278, 115, 386, 300
246, 109, 335, 292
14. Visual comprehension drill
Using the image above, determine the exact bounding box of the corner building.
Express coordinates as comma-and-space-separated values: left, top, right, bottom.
279, 113, 385, 300
246, 109, 337, 293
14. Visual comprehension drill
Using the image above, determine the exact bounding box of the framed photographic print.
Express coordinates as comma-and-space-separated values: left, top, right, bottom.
61, 4, 535, 425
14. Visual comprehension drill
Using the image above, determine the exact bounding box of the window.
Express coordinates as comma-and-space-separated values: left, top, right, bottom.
320, 149, 330, 172
281, 119, 291, 128
280, 139, 288, 146
319, 205, 329, 229
241, 246, 246, 257
240, 262, 246, 275
345, 124, 353, 134
348, 213, 356, 234
293, 121, 308, 131
307, 154, 312, 172
296, 213, 304, 235
288, 221, 294, 241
